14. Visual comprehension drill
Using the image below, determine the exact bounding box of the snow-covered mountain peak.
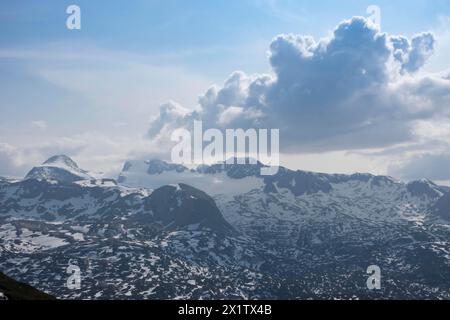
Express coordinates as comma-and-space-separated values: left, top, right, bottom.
119, 159, 187, 181
406, 179, 443, 199
118, 158, 265, 196
147, 183, 236, 234
146, 159, 187, 174
25, 155, 93, 183
42, 155, 79, 170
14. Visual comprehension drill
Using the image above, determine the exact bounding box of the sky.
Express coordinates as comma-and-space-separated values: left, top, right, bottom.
1, 0, 450, 183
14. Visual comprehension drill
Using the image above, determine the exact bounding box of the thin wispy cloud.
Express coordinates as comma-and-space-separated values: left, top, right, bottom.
254, 0, 308, 23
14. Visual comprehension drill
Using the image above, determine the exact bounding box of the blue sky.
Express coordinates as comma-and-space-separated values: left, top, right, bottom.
1, 1, 450, 181
2, 0, 448, 73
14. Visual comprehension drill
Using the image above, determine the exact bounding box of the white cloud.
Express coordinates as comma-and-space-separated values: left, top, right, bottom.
0, 133, 136, 179
30, 120, 47, 131
141, 16, 450, 181
147, 17, 449, 153
254, 0, 307, 23
218, 106, 244, 125
390, 153, 450, 181
0, 142, 23, 177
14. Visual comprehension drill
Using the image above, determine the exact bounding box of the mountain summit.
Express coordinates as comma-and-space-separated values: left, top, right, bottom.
25, 155, 93, 183
42, 155, 80, 170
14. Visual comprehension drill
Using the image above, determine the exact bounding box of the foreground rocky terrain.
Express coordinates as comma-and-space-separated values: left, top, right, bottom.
0, 271, 55, 300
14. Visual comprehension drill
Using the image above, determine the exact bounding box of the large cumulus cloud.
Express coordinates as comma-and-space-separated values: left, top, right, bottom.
147, 17, 449, 155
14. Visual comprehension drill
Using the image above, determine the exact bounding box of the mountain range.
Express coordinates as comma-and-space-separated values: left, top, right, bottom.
0, 155, 449, 299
